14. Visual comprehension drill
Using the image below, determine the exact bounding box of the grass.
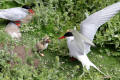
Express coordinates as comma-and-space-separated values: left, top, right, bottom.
0, 0, 120, 80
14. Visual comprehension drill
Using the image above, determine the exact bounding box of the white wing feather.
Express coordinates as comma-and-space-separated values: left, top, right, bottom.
72, 30, 84, 54
72, 30, 95, 54
0, 7, 28, 21
80, 2, 120, 54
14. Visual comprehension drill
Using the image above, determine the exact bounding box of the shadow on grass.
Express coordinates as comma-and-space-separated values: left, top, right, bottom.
0, 19, 9, 28
59, 55, 83, 77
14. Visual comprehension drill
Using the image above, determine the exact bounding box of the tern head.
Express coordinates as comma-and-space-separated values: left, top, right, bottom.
22, 5, 34, 14
22, 5, 31, 9
42, 36, 51, 43
59, 32, 74, 40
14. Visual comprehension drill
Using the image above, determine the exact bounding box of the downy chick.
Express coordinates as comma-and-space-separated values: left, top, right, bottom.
36, 36, 51, 52
5, 22, 21, 39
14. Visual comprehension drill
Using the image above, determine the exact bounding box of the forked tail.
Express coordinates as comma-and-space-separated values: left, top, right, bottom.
77, 55, 105, 75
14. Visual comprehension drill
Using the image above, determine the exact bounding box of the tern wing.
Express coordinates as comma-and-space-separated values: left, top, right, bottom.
72, 30, 84, 54
80, 2, 120, 54
68, 39, 84, 56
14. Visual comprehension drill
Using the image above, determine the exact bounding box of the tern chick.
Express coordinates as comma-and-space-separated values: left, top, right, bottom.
5, 22, 21, 39
36, 36, 51, 52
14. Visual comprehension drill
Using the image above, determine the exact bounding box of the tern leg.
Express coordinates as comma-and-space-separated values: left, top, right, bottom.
70, 57, 77, 61
15, 21, 21, 22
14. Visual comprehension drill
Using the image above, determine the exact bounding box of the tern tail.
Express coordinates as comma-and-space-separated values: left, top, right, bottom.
77, 55, 105, 75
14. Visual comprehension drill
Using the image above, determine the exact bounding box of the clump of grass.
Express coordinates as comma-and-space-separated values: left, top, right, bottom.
0, 0, 120, 80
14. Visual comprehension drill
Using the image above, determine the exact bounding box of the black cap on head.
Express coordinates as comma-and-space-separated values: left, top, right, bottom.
64, 32, 73, 37
22, 5, 31, 9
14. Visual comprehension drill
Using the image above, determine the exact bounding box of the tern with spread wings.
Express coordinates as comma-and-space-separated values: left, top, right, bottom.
59, 2, 120, 74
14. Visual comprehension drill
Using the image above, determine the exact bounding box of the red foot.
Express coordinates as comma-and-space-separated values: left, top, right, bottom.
15, 21, 21, 22
70, 57, 77, 61
14, 21, 21, 27
15, 23, 21, 27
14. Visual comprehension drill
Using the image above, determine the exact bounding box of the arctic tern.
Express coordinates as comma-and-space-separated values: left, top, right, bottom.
0, 5, 34, 22
59, 2, 120, 74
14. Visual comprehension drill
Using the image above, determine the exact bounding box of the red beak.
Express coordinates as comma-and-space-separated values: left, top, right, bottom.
28, 9, 34, 14
59, 36, 65, 39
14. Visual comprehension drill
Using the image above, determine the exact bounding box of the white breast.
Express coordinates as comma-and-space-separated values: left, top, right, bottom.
66, 37, 83, 58
44, 43, 48, 50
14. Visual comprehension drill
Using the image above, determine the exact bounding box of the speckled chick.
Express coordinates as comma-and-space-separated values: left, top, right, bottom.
36, 36, 51, 52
